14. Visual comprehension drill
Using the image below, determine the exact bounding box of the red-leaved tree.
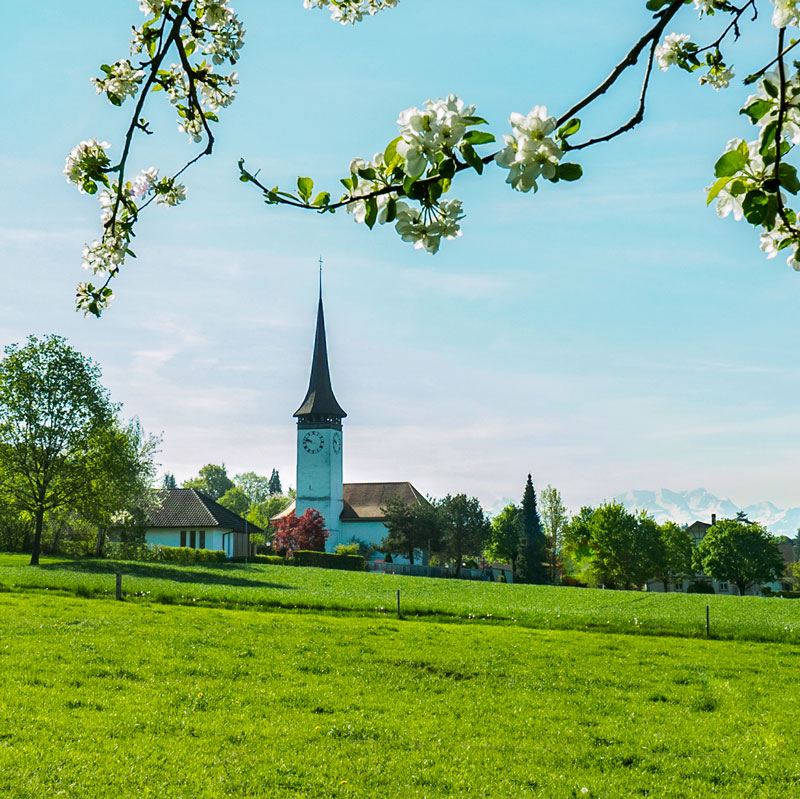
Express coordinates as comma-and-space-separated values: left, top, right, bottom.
273, 508, 329, 557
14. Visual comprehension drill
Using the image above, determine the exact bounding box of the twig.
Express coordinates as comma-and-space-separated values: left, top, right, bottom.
568, 37, 658, 151
555, 0, 685, 128
774, 26, 800, 236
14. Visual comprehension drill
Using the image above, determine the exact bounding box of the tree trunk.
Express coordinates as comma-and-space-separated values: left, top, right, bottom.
95, 527, 107, 558
408, 548, 414, 566
29, 505, 45, 566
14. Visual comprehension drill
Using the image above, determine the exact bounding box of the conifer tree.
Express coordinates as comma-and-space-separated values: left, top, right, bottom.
268, 469, 282, 496
517, 474, 548, 584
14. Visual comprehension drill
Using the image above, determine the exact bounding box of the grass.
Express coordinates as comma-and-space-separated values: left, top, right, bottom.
0, 592, 798, 798
1, 553, 800, 643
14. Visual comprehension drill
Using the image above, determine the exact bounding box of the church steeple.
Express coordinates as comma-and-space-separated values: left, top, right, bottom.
294, 286, 347, 427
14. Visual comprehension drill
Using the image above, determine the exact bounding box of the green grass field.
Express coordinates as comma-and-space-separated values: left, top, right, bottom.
1, 591, 798, 798
1, 553, 800, 643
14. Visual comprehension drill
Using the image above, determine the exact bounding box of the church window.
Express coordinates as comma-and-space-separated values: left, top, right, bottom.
718, 581, 728, 592
199, 531, 206, 549
190, 530, 196, 549
180, 530, 186, 547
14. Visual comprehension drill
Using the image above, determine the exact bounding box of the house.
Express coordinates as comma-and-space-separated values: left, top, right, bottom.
145, 488, 260, 558
273, 481, 430, 552
649, 513, 795, 595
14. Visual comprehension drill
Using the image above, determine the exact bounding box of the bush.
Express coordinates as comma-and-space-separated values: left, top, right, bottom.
103, 542, 161, 561
334, 543, 360, 556
230, 554, 286, 565
687, 580, 715, 594
157, 547, 227, 563
560, 575, 588, 588
293, 550, 365, 571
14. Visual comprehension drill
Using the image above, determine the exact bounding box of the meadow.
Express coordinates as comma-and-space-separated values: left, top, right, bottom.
1, 553, 800, 644
0, 591, 798, 798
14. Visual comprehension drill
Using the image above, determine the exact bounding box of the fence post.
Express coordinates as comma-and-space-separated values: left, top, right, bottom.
396, 589, 401, 620
705, 604, 710, 638
115, 571, 122, 601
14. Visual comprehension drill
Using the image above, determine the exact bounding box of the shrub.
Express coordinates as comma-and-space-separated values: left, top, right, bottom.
293, 550, 365, 571
274, 509, 328, 557
687, 580, 715, 594
157, 547, 227, 563
334, 543, 360, 556
230, 554, 286, 565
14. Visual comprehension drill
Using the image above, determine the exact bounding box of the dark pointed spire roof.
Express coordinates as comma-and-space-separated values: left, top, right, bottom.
294, 289, 347, 420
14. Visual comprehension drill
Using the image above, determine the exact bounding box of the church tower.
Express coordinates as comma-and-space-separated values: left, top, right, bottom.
294, 286, 346, 549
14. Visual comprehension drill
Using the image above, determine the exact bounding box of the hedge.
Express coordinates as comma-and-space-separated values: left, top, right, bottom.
230, 555, 286, 565
157, 547, 227, 563
293, 550, 365, 571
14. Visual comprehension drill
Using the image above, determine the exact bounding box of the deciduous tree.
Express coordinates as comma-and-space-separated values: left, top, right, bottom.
436, 494, 490, 578
273, 508, 329, 557
183, 463, 234, 500
540, 485, 569, 584
65, 1, 800, 316
654, 521, 695, 590
0, 335, 116, 565
693, 517, 785, 595
485, 504, 522, 575
380, 495, 440, 565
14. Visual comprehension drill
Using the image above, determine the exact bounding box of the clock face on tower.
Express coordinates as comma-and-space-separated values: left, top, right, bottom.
302, 431, 324, 454
332, 432, 341, 454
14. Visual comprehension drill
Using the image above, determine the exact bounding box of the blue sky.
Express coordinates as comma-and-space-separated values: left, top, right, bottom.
1, 1, 798, 513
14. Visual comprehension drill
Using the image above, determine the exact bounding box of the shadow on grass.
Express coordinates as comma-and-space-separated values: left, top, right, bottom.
38, 559, 294, 590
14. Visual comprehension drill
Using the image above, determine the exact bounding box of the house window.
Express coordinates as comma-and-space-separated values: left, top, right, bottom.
718, 581, 728, 592
199, 531, 206, 549
190, 530, 196, 549
180, 530, 186, 548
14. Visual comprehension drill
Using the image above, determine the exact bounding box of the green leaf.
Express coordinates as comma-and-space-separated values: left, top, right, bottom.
741, 99, 773, 124
463, 130, 496, 145
340, 177, 354, 191
714, 150, 747, 178
385, 197, 397, 224
439, 158, 456, 179
557, 163, 583, 182
357, 167, 377, 181
742, 189, 768, 225
461, 115, 488, 126
459, 142, 484, 174
645, 0, 671, 9
557, 118, 581, 139
297, 176, 314, 202
403, 174, 417, 195
778, 162, 800, 194
763, 79, 779, 98
312, 191, 331, 207
706, 176, 732, 205
384, 136, 402, 170
364, 198, 378, 229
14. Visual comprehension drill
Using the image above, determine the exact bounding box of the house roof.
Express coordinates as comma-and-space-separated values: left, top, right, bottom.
270, 482, 428, 524
294, 292, 347, 421
147, 489, 262, 534
341, 482, 428, 521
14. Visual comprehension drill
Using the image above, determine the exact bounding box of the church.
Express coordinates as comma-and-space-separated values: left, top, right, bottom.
273, 287, 427, 553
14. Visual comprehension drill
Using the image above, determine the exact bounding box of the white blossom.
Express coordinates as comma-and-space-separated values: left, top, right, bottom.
155, 179, 187, 206
699, 66, 734, 90
91, 59, 145, 103
771, 0, 800, 29
760, 228, 782, 258
303, 0, 399, 25
346, 155, 394, 224
394, 199, 463, 253
655, 33, 691, 71
396, 94, 477, 178
132, 167, 159, 199
495, 106, 562, 193
140, 0, 164, 14
694, 0, 717, 16
63, 139, 111, 192
81, 236, 128, 275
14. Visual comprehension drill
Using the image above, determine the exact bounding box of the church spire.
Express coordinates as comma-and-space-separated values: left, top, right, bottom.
294, 281, 347, 424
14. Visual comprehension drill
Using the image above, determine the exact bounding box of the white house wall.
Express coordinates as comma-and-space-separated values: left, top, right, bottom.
145, 528, 234, 557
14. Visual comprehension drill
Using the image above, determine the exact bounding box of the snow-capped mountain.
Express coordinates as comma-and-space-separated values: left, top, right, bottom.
615, 488, 800, 537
